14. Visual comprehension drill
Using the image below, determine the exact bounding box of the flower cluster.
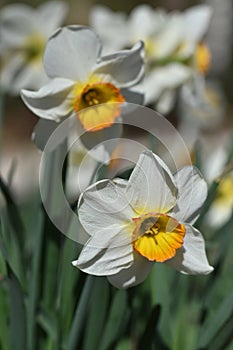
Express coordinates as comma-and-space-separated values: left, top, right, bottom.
90, 5, 212, 114
0, 2, 219, 288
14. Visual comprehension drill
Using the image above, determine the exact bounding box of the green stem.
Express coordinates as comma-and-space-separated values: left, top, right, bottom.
0, 89, 5, 157
150, 55, 191, 68
27, 210, 45, 350
67, 275, 95, 350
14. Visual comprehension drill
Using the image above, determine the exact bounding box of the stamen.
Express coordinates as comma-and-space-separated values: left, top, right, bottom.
74, 81, 125, 131
195, 43, 211, 74
132, 213, 186, 262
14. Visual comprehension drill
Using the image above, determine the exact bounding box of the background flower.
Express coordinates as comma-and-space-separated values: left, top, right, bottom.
90, 4, 212, 114
0, 1, 68, 94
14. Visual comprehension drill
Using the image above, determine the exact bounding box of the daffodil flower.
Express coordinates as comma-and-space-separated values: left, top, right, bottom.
207, 172, 233, 228
90, 5, 212, 114
0, 1, 68, 94
73, 151, 213, 288
90, 5, 166, 54
143, 5, 212, 114
178, 76, 225, 151
21, 25, 144, 132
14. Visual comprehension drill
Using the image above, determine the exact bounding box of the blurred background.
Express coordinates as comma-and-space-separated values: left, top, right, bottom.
1, 0, 233, 202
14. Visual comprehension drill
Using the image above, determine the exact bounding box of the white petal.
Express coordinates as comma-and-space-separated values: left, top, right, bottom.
90, 5, 128, 51
121, 84, 144, 104
94, 41, 145, 88
199, 130, 230, 183
166, 224, 213, 274
126, 151, 177, 214
21, 78, 75, 121
155, 14, 184, 58
108, 253, 153, 288
207, 204, 232, 229
72, 226, 134, 276
184, 5, 212, 43
78, 120, 123, 163
113, 178, 128, 190
156, 89, 176, 115
44, 25, 101, 81
78, 179, 135, 237
8, 62, 48, 93
37, 1, 68, 36
1, 54, 48, 94
0, 53, 25, 93
144, 64, 191, 105
171, 166, 207, 224
129, 5, 164, 38
65, 140, 98, 203
0, 4, 35, 49
32, 119, 58, 150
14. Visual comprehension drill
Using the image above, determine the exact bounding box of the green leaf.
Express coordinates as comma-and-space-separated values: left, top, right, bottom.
8, 268, 27, 350
0, 176, 25, 252
83, 278, 110, 350
37, 307, 58, 342
0, 225, 26, 349
0, 281, 9, 350
57, 237, 80, 341
67, 275, 95, 350
26, 206, 44, 350
100, 288, 130, 350
198, 292, 233, 349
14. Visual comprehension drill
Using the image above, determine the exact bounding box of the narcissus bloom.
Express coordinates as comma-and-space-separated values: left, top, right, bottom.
21, 25, 144, 132
0, 1, 68, 94
178, 77, 225, 150
90, 5, 212, 114
207, 172, 233, 228
73, 151, 213, 288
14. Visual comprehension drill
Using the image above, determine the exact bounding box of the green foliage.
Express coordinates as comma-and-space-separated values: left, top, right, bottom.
0, 148, 233, 350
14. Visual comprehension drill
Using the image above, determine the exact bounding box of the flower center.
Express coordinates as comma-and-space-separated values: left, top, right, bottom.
132, 213, 186, 262
74, 82, 125, 132
23, 33, 46, 63
195, 43, 211, 74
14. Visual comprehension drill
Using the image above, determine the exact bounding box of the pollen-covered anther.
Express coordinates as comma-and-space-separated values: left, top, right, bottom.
132, 213, 186, 262
74, 82, 125, 131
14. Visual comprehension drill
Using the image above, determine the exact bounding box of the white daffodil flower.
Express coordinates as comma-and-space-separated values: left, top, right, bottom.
21, 25, 144, 132
90, 5, 166, 54
207, 172, 233, 228
178, 76, 225, 151
143, 5, 212, 114
90, 4, 212, 114
73, 151, 213, 289
65, 139, 99, 204
0, 1, 68, 94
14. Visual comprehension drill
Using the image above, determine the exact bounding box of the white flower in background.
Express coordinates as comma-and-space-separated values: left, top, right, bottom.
199, 125, 232, 184
65, 139, 98, 204
90, 5, 166, 54
90, 5, 212, 114
21, 25, 144, 132
73, 151, 213, 289
143, 5, 212, 114
178, 76, 225, 151
207, 172, 233, 228
205, 0, 233, 76
199, 125, 233, 228
0, 1, 68, 94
